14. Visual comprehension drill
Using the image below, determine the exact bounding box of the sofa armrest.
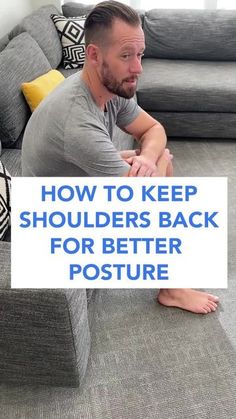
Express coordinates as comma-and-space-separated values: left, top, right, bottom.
0, 241, 91, 387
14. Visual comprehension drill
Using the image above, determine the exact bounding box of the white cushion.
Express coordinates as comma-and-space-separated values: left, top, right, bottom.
51, 14, 86, 69
0, 160, 11, 240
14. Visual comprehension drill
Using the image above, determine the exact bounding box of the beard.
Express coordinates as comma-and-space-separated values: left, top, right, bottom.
101, 60, 137, 99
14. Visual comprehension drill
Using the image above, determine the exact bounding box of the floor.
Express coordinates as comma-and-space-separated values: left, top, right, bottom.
1, 139, 236, 419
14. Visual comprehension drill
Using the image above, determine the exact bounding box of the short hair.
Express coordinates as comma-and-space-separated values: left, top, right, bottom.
84, 1, 141, 47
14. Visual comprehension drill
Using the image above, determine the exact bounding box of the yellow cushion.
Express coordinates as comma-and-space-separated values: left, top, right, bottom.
21, 69, 65, 112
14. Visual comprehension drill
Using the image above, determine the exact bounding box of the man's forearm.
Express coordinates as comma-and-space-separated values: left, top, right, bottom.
139, 123, 167, 164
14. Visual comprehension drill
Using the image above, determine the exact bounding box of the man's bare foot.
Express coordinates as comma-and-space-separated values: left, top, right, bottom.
157, 148, 173, 177
157, 289, 219, 314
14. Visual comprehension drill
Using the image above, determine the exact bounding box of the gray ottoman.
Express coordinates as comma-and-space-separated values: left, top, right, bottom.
0, 241, 93, 387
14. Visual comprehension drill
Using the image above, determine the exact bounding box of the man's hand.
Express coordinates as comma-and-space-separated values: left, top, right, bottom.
120, 149, 140, 160
120, 148, 173, 177
125, 155, 159, 177
120, 150, 159, 177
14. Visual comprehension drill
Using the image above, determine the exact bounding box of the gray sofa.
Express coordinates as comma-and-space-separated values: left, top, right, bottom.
0, 2, 236, 386
138, 8, 236, 139
1, 2, 236, 155
0, 241, 94, 386
0, 3, 132, 387
63, 3, 236, 139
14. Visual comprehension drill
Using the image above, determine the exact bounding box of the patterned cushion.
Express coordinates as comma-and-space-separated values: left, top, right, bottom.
51, 14, 86, 69
0, 160, 11, 240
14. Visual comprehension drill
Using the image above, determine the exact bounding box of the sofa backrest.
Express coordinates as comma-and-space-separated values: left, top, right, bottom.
62, 2, 145, 25
62, 2, 94, 17
0, 34, 9, 53
0, 32, 52, 148
9, 5, 62, 69
143, 9, 236, 61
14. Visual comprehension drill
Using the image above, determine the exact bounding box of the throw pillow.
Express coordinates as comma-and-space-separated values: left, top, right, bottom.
21, 69, 65, 112
0, 32, 51, 148
0, 160, 11, 240
51, 14, 86, 69
9, 5, 63, 69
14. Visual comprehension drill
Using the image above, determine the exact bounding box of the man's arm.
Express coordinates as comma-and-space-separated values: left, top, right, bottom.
123, 110, 167, 176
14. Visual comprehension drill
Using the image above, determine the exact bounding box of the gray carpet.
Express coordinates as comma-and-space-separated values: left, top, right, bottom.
1, 139, 236, 419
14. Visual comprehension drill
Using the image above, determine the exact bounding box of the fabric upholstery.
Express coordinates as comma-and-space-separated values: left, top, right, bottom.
0, 149, 21, 177
62, 2, 145, 25
21, 69, 65, 112
0, 241, 91, 386
0, 160, 11, 240
2, 226, 10, 242
149, 111, 236, 139
0, 34, 9, 52
57, 65, 80, 78
51, 14, 86, 69
144, 9, 236, 60
138, 58, 236, 113
62, 2, 94, 17
9, 5, 62, 69
0, 290, 91, 386
0, 32, 51, 147
0, 241, 11, 288
62, 2, 145, 23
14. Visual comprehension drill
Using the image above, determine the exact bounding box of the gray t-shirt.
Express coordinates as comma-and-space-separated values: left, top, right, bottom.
22, 72, 141, 177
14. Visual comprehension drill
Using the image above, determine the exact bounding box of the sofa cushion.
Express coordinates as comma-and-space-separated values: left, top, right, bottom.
51, 14, 86, 69
57, 65, 80, 78
144, 9, 236, 61
0, 149, 22, 177
22, 69, 65, 112
0, 32, 51, 147
0, 241, 11, 284
148, 111, 236, 139
0, 160, 11, 240
62, 2, 145, 26
9, 5, 62, 69
0, 34, 9, 52
62, 2, 94, 17
137, 58, 236, 113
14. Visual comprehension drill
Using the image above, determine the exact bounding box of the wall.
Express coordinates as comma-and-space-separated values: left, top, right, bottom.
0, 0, 32, 38
31, 0, 61, 11
0, 0, 61, 39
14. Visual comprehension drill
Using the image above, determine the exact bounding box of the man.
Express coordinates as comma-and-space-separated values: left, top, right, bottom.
22, 1, 219, 314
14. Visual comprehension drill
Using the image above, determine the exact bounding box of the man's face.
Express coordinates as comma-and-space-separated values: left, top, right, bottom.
99, 19, 145, 99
